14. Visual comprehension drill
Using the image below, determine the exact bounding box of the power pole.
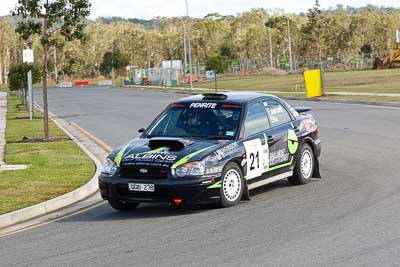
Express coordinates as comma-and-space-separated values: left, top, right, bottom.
53, 45, 58, 84
112, 41, 115, 87
4, 20, 17, 65
28, 69, 33, 120
269, 27, 273, 68
12, 30, 17, 65
185, 0, 193, 92
287, 16, 293, 71
182, 19, 187, 89
43, 13, 50, 140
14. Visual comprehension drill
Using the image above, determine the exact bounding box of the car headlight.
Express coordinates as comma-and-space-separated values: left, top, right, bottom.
102, 158, 117, 176
174, 161, 205, 178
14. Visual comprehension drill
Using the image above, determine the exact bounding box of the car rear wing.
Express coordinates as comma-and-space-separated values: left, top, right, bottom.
295, 107, 311, 114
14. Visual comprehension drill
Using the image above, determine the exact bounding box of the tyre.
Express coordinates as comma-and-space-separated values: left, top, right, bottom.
288, 143, 314, 185
108, 199, 140, 211
219, 162, 244, 208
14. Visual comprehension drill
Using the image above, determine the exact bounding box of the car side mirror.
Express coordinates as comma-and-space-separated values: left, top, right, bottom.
138, 128, 145, 134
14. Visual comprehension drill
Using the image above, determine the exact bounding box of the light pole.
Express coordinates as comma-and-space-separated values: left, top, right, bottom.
182, 19, 187, 89
286, 16, 293, 71
53, 45, 58, 84
268, 27, 273, 68
184, 0, 193, 91
112, 41, 115, 87
4, 19, 17, 65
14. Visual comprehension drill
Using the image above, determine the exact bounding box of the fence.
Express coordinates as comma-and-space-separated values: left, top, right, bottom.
222, 53, 375, 75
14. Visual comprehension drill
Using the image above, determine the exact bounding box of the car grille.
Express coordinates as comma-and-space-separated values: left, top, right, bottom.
119, 165, 168, 179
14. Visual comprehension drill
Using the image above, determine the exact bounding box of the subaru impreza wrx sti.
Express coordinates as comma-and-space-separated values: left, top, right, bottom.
99, 93, 321, 210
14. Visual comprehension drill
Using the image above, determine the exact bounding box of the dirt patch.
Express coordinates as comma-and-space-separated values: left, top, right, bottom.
328, 64, 350, 71
14, 116, 44, 120
9, 136, 72, 144
260, 67, 289, 76
56, 114, 87, 119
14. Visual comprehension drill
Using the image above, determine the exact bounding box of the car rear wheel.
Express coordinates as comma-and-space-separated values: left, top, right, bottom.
219, 163, 244, 208
108, 199, 140, 211
288, 143, 314, 185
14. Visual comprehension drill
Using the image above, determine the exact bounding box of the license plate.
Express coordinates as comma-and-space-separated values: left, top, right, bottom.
128, 183, 155, 192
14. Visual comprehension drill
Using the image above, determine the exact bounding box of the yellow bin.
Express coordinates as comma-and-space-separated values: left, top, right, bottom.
304, 69, 323, 98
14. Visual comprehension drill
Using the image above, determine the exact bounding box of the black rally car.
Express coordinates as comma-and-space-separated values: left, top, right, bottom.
99, 93, 321, 210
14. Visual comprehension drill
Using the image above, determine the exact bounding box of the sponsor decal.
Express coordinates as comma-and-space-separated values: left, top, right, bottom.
206, 166, 223, 175
124, 152, 178, 163
214, 142, 239, 160
268, 105, 285, 116
244, 138, 269, 180
266, 105, 286, 124
189, 102, 217, 109
269, 149, 290, 166
287, 129, 299, 155
268, 156, 294, 172
226, 131, 235, 137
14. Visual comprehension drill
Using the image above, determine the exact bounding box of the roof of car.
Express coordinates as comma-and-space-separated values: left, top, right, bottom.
176, 92, 273, 104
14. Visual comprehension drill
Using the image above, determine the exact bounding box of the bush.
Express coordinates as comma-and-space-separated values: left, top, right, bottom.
8, 63, 41, 91
8, 63, 41, 105
206, 54, 228, 74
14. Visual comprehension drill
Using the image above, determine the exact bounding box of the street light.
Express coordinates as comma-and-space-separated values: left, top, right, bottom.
184, 0, 193, 91
286, 15, 293, 72
268, 26, 273, 68
3, 19, 17, 65
182, 18, 187, 90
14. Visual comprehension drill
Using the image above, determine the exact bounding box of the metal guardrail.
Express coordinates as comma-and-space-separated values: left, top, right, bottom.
98, 80, 112, 86
57, 82, 73, 88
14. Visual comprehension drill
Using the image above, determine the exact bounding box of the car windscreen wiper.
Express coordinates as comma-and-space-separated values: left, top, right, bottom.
202, 136, 234, 140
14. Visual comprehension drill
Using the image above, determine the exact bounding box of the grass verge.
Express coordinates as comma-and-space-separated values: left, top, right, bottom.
194, 69, 400, 95
128, 85, 400, 104
0, 94, 95, 215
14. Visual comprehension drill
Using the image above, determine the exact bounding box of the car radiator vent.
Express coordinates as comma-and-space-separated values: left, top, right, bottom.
119, 165, 168, 179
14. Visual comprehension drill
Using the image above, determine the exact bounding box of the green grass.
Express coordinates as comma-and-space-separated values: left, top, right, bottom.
324, 95, 400, 103
195, 69, 400, 94
0, 95, 95, 215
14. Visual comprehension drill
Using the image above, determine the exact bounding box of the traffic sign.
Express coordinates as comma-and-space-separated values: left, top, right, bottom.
396, 30, 400, 43
23, 49, 34, 63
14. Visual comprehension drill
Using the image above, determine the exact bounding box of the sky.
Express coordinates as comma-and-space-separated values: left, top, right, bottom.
1, 0, 400, 19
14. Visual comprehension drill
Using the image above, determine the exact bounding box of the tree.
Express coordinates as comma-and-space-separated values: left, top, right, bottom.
219, 46, 232, 58
205, 54, 228, 92
8, 63, 41, 106
99, 50, 129, 77
302, 0, 323, 60
12, 0, 91, 140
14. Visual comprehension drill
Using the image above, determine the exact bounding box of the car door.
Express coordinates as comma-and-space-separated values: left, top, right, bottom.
263, 98, 296, 175
242, 101, 271, 181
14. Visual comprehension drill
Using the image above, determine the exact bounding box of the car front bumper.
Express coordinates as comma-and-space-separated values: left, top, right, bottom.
99, 175, 221, 204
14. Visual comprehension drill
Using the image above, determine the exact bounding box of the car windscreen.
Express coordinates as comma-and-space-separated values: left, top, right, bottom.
147, 103, 242, 140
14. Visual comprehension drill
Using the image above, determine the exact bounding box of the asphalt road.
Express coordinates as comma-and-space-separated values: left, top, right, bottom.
2, 87, 400, 266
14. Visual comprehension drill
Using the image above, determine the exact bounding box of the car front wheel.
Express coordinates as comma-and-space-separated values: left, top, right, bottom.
288, 143, 314, 185
219, 163, 244, 208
